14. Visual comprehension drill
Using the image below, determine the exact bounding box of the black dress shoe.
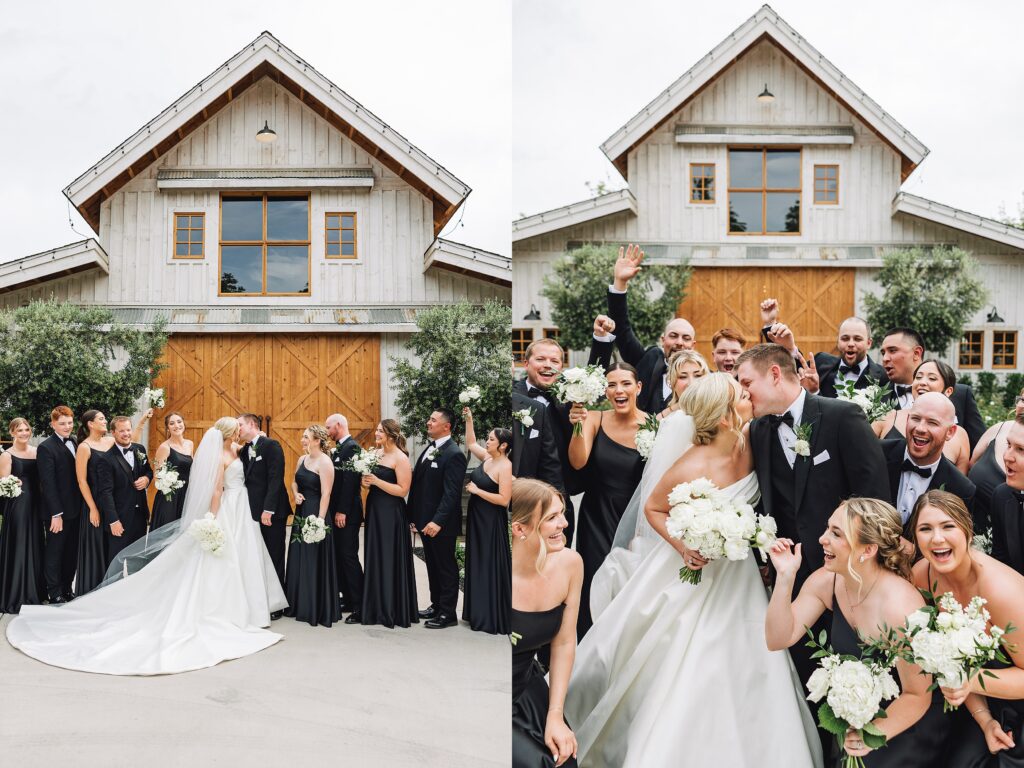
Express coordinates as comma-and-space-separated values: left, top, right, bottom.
63, 592, 75, 602
418, 606, 438, 620
424, 614, 457, 629
339, 601, 353, 613
270, 610, 284, 620
344, 612, 362, 624
48, 596, 67, 605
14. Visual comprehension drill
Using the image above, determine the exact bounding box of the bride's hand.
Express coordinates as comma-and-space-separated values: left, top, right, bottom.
768, 539, 801, 580
679, 543, 708, 570
544, 714, 578, 767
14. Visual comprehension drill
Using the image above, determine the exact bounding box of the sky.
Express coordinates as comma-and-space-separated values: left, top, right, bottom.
1, 1, 1022, 265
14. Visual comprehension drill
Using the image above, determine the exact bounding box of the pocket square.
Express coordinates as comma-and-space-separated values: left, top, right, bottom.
430, 461, 439, 468
813, 450, 830, 466
529, 429, 539, 440
254, 455, 263, 462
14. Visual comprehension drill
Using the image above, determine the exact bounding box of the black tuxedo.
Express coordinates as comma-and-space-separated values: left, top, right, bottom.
36, 433, 83, 599
881, 437, 976, 522
991, 484, 1024, 576
511, 390, 564, 493
95, 442, 153, 566
408, 438, 468, 617
605, 289, 671, 413
329, 437, 364, 611
239, 436, 291, 587
883, 382, 985, 451
812, 353, 888, 399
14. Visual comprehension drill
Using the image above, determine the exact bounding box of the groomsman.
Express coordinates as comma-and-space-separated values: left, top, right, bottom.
881, 392, 976, 529
326, 413, 365, 624
35, 405, 82, 603
710, 328, 746, 374
991, 415, 1024, 573
237, 413, 290, 612
95, 416, 153, 567
510, 382, 565, 499
408, 409, 468, 629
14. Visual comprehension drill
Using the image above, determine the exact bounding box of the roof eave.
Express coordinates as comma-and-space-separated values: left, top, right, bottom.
892, 192, 1024, 251
512, 189, 637, 242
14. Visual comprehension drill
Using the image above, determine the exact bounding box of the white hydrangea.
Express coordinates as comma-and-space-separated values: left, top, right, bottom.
458, 385, 482, 404
635, 428, 657, 460
825, 659, 898, 730
299, 515, 329, 544
0, 475, 23, 499
188, 513, 225, 556
552, 365, 608, 406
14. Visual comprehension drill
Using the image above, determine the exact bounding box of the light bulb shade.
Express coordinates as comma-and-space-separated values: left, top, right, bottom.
757, 84, 775, 103
523, 304, 541, 321
255, 120, 277, 143
987, 307, 1004, 323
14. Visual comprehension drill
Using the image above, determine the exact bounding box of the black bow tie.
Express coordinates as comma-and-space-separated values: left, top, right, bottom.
901, 458, 932, 478
526, 386, 548, 399
121, 446, 133, 457
64, 438, 75, 446
839, 364, 857, 376
768, 412, 795, 429
427, 440, 436, 449
895, 385, 912, 397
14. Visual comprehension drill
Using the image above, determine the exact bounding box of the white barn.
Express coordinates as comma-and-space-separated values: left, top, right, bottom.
512, 5, 1024, 373
0, 31, 510, 470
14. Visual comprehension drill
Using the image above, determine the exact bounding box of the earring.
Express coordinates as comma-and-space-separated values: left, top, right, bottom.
858, 555, 864, 563
520, 535, 527, 541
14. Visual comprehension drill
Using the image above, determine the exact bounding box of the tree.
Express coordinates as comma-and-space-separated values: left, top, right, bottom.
389, 300, 511, 443
862, 246, 988, 356
540, 244, 691, 352
0, 300, 168, 434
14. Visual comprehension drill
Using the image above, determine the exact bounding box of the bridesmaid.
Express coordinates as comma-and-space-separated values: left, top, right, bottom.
150, 411, 194, 530
0, 418, 46, 612
361, 419, 418, 628
512, 478, 582, 768
910, 490, 1024, 765
461, 407, 512, 634
657, 349, 709, 420
766, 497, 944, 766
567, 362, 645, 638
75, 410, 114, 596
969, 386, 1024, 533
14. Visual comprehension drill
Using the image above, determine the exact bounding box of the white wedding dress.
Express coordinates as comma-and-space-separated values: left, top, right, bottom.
565, 413, 822, 767
6, 429, 288, 675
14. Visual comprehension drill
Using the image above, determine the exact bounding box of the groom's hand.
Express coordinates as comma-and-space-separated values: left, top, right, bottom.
334, 512, 347, 528
422, 522, 441, 537
134, 477, 149, 490
261, 511, 273, 526
110, 521, 124, 537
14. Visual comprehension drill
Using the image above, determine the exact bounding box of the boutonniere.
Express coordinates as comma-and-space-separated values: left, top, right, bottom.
513, 408, 534, 434
424, 446, 438, 461
793, 422, 813, 458
248, 444, 258, 460
135, 449, 147, 462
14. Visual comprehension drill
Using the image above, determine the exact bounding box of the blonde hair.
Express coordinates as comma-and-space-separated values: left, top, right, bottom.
304, 424, 330, 452
838, 498, 913, 596
511, 478, 564, 574
8, 417, 30, 437
907, 490, 974, 555
213, 416, 239, 442
667, 350, 710, 410
679, 372, 745, 449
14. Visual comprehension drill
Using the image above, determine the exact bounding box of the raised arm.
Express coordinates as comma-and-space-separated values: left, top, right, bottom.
606, 245, 647, 366
764, 540, 830, 650
588, 315, 615, 370
567, 409, 600, 470
462, 407, 488, 462
132, 408, 153, 444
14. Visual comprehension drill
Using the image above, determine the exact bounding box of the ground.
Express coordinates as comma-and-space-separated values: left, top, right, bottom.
0, 546, 510, 767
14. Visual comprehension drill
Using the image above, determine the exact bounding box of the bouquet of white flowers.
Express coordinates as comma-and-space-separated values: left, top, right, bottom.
552, 365, 608, 435
188, 513, 225, 556
663, 477, 777, 584
904, 592, 1012, 710
291, 514, 330, 544
458, 384, 482, 404
341, 448, 381, 475
836, 378, 893, 423
805, 631, 901, 768
155, 462, 185, 501
0, 475, 22, 499
143, 387, 165, 409
635, 413, 659, 461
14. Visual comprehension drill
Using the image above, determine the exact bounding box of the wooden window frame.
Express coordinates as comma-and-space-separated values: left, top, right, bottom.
813, 164, 839, 205
173, 212, 205, 259
958, 330, 984, 369
218, 192, 311, 297
325, 211, 358, 259
727, 146, 802, 236
993, 330, 1018, 370
512, 328, 534, 365
689, 163, 716, 204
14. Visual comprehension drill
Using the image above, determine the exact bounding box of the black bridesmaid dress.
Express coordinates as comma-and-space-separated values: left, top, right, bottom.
361, 465, 418, 628
76, 445, 110, 596
943, 657, 1024, 767
512, 605, 578, 768
575, 419, 643, 638
969, 424, 1008, 533
462, 463, 511, 634
0, 455, 46, 613
283, 461, 339, 627
150, 446, 193, 530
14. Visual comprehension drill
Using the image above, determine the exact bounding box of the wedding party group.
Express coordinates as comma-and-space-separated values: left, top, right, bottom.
510, 244, 1024, 768
0, 400, 513, 676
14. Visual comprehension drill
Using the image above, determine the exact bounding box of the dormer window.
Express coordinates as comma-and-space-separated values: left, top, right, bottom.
727, 148, 801, 235
219, 193, 310, 296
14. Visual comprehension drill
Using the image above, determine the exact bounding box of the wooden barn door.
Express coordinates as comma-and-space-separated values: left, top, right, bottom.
677, 267, 855, 363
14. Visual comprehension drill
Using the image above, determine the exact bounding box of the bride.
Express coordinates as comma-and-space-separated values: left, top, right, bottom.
564, 373, 822, 767
6, 417, 288, 675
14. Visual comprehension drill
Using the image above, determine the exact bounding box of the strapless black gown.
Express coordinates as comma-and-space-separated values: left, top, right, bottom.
970, 429, 1008, 533
0, 455, 46, 613
462, 464, 511, 634
151, 446, 193, 530
513, 605, 578, 768
575, 425, 643, 638
76, 446, 110, 596
361, 465, 418, 628
284, 462, 340, 627
829, 589, 948, 766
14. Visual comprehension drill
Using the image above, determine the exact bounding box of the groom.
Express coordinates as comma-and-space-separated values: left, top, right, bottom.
95, 416, 153, 567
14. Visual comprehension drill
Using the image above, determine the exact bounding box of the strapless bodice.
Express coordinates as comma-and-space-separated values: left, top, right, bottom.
224, 459, 245, 490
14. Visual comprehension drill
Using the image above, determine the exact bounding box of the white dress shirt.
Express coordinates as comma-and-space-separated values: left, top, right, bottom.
896, 450, 941, 523
422, 434, 451, 462
119, 444, 135, 469
836, 357, 868, 387
777, 389, 807, 469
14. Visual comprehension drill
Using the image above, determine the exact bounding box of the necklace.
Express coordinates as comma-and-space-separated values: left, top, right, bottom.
844, 571, 880, 608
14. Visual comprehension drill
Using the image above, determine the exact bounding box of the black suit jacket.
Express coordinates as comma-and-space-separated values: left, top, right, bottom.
882, 382, 984, 452
813, 353, 888, 399
239, 436, 292, 521
95, 443, 153, 526
329, 437, 364, 521
511, 390, 565, 493
35, 433, 82, 524
751, 394, 889, 579
408, 438, 468, 535
880, 437, 976, 520
512, 380, 586, 496
605, 289, 670, 414
991, 483, 1024, 575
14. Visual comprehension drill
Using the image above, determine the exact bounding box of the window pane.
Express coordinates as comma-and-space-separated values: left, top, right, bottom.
341, 242, 355, 256
327, 243, 340, 256
191, 215, 204, 229
766, 150, 800, 188
267, 245, 309, 293
766, 193, 800, 233
175, 242, 188, 256
189, 228, 202, 243
221, 245, 263, 293
266, 196, 308, 241
341, 215, 355, 229
326, 214, 339, 228
190, 243, 202, 256
176, 215, 189, 229
729, 150, 762, 188
729, 192, 761, 233
341, 229, 355, 243
222, 198, 263, 241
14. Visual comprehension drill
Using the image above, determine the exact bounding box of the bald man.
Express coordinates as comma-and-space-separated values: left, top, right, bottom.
880, 391, 975, 529
326, 413, 364, 621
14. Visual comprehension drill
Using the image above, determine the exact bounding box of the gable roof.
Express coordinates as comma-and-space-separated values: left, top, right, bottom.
893, 192, 1024, 251
424, 239, 511, 287
600, 4, 928, 181
512, 189, 637, 242
0, 239, 109, 296
64, 31, 470, 236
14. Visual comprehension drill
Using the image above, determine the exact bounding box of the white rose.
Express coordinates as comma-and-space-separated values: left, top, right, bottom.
689, 477, 717, 496
667, 483, 693, 506
724, 539, 750, 561
793, 439, 810, 457
806, 666, 832, 703
936, 612, 954, 631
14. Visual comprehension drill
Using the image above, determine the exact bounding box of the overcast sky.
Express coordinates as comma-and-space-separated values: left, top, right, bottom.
2, 1, 1022, 266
